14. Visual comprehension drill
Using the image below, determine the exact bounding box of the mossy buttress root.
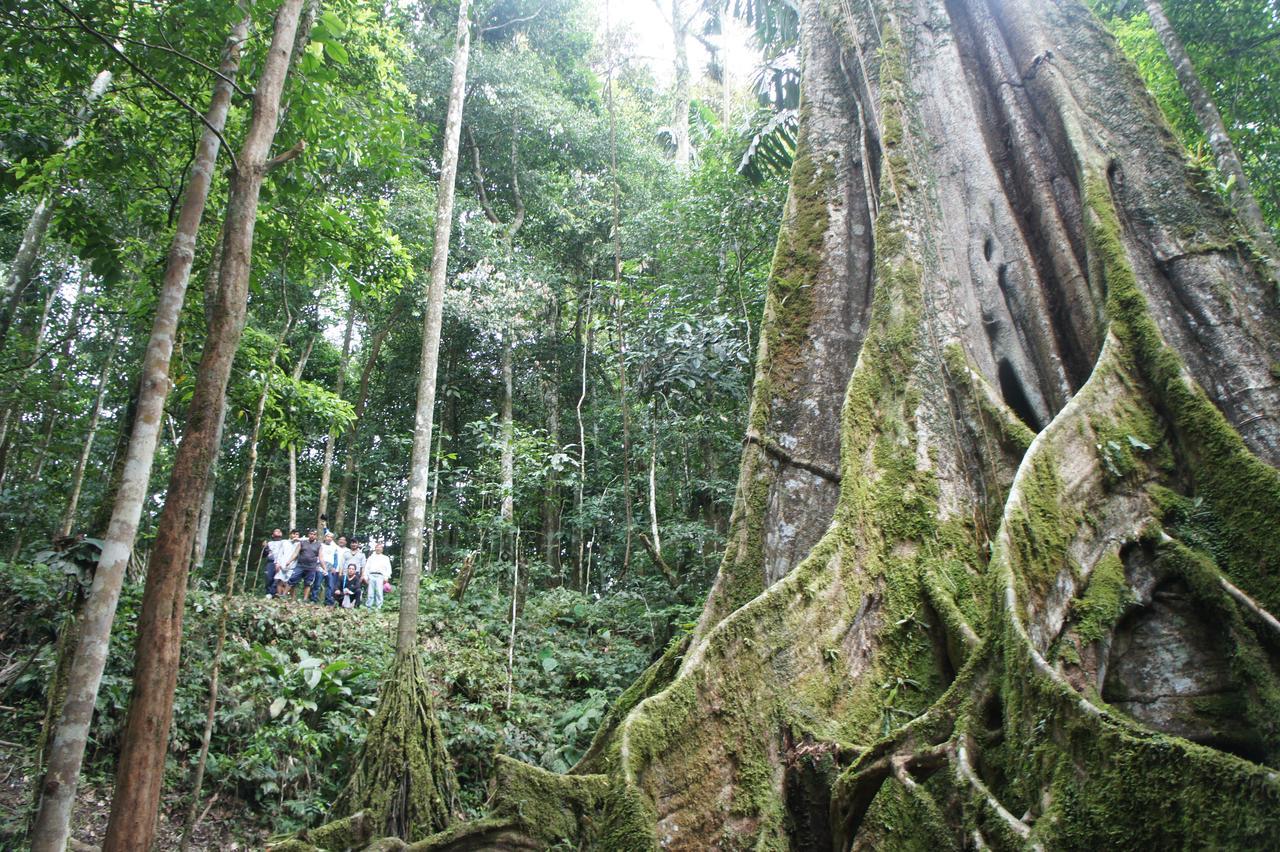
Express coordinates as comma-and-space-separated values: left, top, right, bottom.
322, 651, 456, 846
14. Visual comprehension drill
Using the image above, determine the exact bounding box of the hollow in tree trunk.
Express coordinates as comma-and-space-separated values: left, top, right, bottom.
412, 0, 1280, 848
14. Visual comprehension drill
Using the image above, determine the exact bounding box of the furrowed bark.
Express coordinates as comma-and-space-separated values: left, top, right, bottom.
26, 15, 250, 850
418, 0, 1280, 849
102, 2, 306, 848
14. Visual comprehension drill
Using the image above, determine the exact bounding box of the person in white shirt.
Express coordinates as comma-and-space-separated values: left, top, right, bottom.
271, 529, 301, 597
364, 542, 392, 610
330, 535, 352, 607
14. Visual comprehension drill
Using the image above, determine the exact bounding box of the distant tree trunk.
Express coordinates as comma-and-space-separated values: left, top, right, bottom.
421, 1, 1280, 849
57, 339, 118, 538
180, 317, 288, 852
101, 2, 307, 847
286, 334, 314, 532
1142, 0, 1280, 275
499, 327, 515, 536
669, 0, 692, 167
540, 302, 562, 573
640, 401, 676, 585
288, 446, 298, 529
0, 68, 113, 355
27, 11, 252, 851
606, 19, 634, 578
317, 309, 355, 528
335, 302, 401, 534
573, 281, 595, 589
324, 0, 469, 843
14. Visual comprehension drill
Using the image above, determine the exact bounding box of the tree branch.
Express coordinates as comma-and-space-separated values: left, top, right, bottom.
264, 139, 306, 172
49, 0, 241, 174
122, 33, 253, 98
466, 126, 502, 225
481, 6, 544, 34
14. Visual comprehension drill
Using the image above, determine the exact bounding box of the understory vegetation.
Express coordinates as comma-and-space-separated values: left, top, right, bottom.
1, 559, 693, 845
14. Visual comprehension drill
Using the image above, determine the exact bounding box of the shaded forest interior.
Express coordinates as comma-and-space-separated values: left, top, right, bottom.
3, 0, 1280, 849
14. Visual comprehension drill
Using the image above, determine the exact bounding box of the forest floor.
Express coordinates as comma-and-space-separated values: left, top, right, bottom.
1, 564, 693, 849
0, 742, 267, 850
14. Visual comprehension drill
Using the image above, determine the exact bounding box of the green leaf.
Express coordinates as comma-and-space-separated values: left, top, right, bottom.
324, 41, 350, 66
319, 10, 347, 35
269, 696, 287, 718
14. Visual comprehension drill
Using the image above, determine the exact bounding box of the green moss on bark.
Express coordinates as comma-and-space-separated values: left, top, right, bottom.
329, 651, 456, 843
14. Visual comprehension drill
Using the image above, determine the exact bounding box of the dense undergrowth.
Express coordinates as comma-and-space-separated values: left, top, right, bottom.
0, 559, 699, 846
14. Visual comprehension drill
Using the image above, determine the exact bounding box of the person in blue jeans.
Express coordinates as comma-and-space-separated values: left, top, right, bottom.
325, 535, 351, 606
363, 541, 392, 609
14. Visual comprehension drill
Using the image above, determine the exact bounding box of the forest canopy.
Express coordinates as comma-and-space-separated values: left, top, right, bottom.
1, 0, 1278, 849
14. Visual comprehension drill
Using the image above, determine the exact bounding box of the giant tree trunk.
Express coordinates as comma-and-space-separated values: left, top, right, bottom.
417, 0, 1280, 849
101, 2, 307, 848
26, 13, 252, 851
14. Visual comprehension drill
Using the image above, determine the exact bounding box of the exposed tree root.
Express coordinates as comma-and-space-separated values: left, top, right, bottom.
292, 0, 1280, 848
277, 652, 456, 850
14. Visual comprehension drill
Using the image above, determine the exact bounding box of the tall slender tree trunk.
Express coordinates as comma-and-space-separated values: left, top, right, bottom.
101, 2, 307, 847
180, 318, 288, 851
324, 2, 470, 843
0, 68, 113, 355
499, 327, 514, 538
188, 227, 235, 574
1142, 0, 1280, 275
605, 8, 633, 577
427, 423, 445, 574
286, 334, 313, 532
334, 303, 401, 534
395, 0, 469, 659
317, 310, 354, 528
27, 12, 252, 851
573, 282, 594, 589
57, 340, 119, 538
540, 304, 561, 573
669, 0, 692, 168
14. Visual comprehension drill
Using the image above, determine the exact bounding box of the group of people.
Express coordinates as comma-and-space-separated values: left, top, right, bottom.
260, 525, 394, 610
